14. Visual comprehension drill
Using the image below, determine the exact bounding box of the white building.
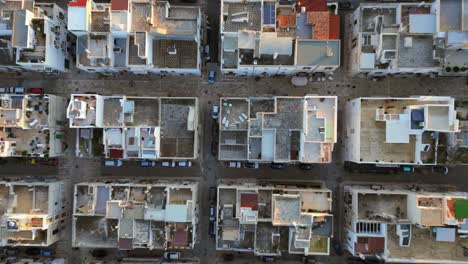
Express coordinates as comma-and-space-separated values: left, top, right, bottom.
344, 96, 459, 165
0, 180, 67, 247
72, 181, 198, 250
67, 0, 202, 75
344, 185, 468, 263
220, 0, 340, 76
0, 0, 69, 73
219, 96, 337, 163
66, 94, 198, 160
0, 93, 67, 158
216, 183, 333, 256
348, 1, 468, 78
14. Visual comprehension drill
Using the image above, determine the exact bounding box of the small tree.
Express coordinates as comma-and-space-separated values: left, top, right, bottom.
453, 66, 460, 72
445, 67, 452, 72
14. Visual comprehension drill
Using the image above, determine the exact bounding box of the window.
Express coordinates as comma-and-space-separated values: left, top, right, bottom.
302, 67, 311, 70
325, 67, 333, 70
52, 229, 59, 235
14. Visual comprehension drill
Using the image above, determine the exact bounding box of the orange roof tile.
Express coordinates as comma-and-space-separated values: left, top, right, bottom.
307, 11, 330, 40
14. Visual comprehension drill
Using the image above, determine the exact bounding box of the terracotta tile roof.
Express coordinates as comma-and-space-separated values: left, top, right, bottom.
306, 12, 340, 40
240, 193, 258, 210
307, 11, 330, 40
278, 15, 297, 28
329, 14, 340, 40
69, 0, 87, 7
355, 237, 385, 254
111, 0, 128, 11
297, 0, 327, 12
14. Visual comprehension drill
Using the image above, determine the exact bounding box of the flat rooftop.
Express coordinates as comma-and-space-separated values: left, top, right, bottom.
131, 1, 198, 36
387, 224, 468, 261
152, 39, 198, 69
219, 96, 336, 163
357, 193, 408, 221
68, 95, 98, 127
358, 98, 454, 164
217, 185, 332, 256
296, 40, 339, 66
222, 1, 261, 32
439, 0, 463, 32
398, 34, 439, 68
74, 182, 197, 249
159, 98, 196, 159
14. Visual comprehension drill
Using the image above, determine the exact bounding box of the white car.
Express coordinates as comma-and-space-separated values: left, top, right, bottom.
227, 161, 241, 168
163, 252, 180, 260
212, 104, 219, 120
177, 161, 192, 167
104, 160, 122, 167
161, 161, 176, 167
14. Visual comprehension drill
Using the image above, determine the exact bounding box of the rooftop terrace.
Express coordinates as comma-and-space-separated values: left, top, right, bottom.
219, 96, 336, 163
73, 182, 197, 249
217, 185, 332, 256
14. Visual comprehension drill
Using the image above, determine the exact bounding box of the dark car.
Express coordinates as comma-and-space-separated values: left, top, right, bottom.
209, 222, 215, 237
332, 239, 343, 256
344, 161, 398, 174
209, 187, 217, 202
271, 163, 287, 169
244, 162, 259, 169
432, 166, 448, 174
223, 254, 234, 261
25, 248, 41, 256
91, 249, 107, 258
5, 248, 17, 257
299, 163, 312, 170
338, 1, 352, 10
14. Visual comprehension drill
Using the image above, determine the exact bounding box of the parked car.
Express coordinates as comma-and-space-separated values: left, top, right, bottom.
209, 205, 216, 221
91, 249, 107, 258
432, 166, 448, 174
27, 87, 44, 94
209, 187, 217, 202
332, 239, 343, 256
204, 45, 210, 62
212, 104, 219, 120
244, 162, 259, 169
161, 161, 176, 167
163, 252, 180, 260
177, 161, 192, 167
262, 256, 276, 262
291, 75, 308, 86
41, 249, 54, 257
344, 161, 398, 174
0, 87, 12, 93
223, 253, 234, 262
271, 163, 287, 169
104, 160, 122, 167
299, 163, 312, 170
227, 161, 241, 168
401, 166, 414, 172
12, 87, 25, 94
208, 70, 216, 84
338, 1, 352, 10
25, 248, 41, 256
5, 248, 17, 257
209, 221, 215, 237
140, 160, 156, 167
36, 158, 59, 166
